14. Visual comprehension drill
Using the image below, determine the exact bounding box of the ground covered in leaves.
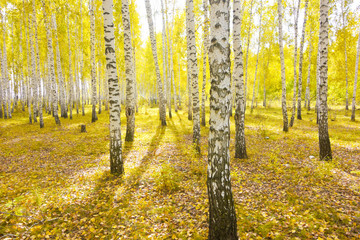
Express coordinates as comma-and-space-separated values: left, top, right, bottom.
1, 105, 360, 239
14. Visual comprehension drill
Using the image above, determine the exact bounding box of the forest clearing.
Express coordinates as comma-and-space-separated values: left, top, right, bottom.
1, 0, 360, 238
1, 107, 360, 239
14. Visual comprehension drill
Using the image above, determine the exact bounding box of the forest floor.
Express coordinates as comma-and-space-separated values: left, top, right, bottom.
1, 105, 360, 239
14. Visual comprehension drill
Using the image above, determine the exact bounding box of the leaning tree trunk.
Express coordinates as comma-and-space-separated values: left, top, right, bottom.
234, 0, 247, 159
122, 0, 136, 141
90, 0, 97, 123
290, 0, 301, 127
186, 0, 200, 151
201, 0, 209, 126
277, 0, 289, 132
102, 0, 123, 174
297, 0, 309, 120
351, 27, 360, 121
145, 0, 167, 126
207, 0, 238, 239
42, 0, 60, 125
318, 0, 332, 160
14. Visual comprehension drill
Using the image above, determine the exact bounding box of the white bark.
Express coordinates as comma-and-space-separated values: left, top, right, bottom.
351, 27, 360, 121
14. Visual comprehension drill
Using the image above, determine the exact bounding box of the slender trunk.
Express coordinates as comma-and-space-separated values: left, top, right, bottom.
263, 55, 269, 107
90, 0, 97, 122
318, 0, 332, 160
207, 1, 238, 238
306, 33, 312, 111
250, 0, 263, 113
234, 0, 247, 159
68, 13, 73, 120
98, 62, 102, 114
351, 28, 360, 121
297, 0, 309, 120
244, 0, 254, 110
201, 0, 209, 126
42, 0, 60, 125
277, 0, 289, 132
122, 0, 136, 141
290, 0, 301, 127
145, 0, 167, 126
342, 0, 349, 111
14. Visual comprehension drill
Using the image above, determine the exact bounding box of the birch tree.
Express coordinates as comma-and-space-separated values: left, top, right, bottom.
234, 0, 247, 159
244, 0, 254, 107
186, 0, 200, 151
207, 0, 238, 238
290, 0, 301, 127
145, 0, 167, 126
201, 0, 209, 126
305, 33, 312, 110
42, 0, 60, 125
297, 0, 309, 120
351, 27, 360, 121
90, 0, 97, 123
277, 0, 289, 132
318, 0, 332, 160
122, 0, 136, 141
102, 0, 123, 174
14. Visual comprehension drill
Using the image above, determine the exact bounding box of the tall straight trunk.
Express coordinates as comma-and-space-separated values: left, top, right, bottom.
145, 0, 167, 126
234, 0, 247, 159
42, 0, 60, 125
178, 61, 181, 108
122, 0, 136, 142
316, 40, 320, 124
98, 62, 102, 114
351, 28, 360, 121
160, 0, 171, 118
305, 33, 312, 111
102, 0, 123, 174
297, 0, 309, 120
165, 0, 172, 118
2, 14, 11, 120
201, 0, 209, 126
28, 17, 38, 123
244, 0, 254, 109
52, 9, 67, 119
79, 0, 85, 116
187, 62, 192, 120
90, 0, 97, 123
290, 0, 301, 127
250, 0, 263, 113
277, 0, 289, 132
263, 55, 269, 107
207, 1, 238, 238
342, 0, 349, 110
67, 13, 73, 120
318, 0, 332, 160
186, 0, 200, 151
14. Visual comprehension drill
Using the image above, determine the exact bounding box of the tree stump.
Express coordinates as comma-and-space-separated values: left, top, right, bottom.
80, 125, 87, 133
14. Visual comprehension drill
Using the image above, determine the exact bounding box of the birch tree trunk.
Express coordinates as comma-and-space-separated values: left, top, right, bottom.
102, 0, 123, 174
250, 0, 263, 113
305, 33, 312, 111
351, 28, 360, 121
29, 17, 38, 124
318, 0, 332, 160
52, 10, 67, 119
342, 0, 349, 110
90, 0, 98, 123
186, 0, 200, 151
122, 0, 136, 141
297, 0, 309, 120
277, 0, 289, 132
201, 0, 209, 126
234, 0, 247, 159
207, 1, 238, 239
145, 0, 167, 126
67, 12, 73, 120
290, 0, 301, 127
165, 0, 172, 118
244, 0, 254, 109
42, 0, 60, 125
